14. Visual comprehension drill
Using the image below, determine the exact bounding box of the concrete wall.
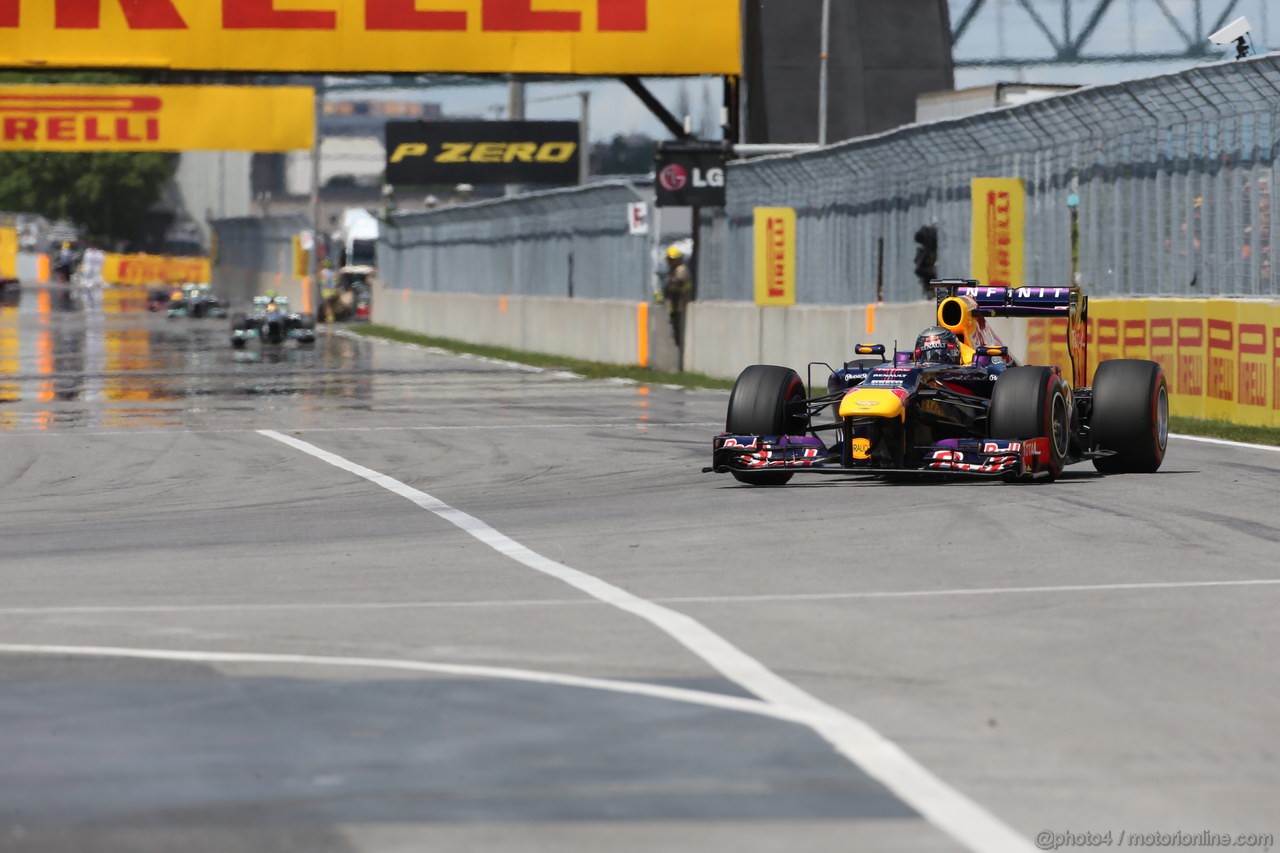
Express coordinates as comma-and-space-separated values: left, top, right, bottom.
685, 301, 1032, 379
16, 251, 43, 284
371, 282, 679, 371
213, 266, 310, 314
370, 280, 1036, 381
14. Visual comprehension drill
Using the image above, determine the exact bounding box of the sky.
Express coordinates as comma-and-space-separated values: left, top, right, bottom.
326, 0, 1272, 144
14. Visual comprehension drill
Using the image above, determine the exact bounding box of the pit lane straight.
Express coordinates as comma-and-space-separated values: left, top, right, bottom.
2, 293, 1277, 852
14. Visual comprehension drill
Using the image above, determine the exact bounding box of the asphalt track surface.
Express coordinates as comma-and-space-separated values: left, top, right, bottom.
1, 289, 1278, 853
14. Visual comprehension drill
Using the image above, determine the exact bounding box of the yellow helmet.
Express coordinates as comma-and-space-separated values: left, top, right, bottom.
666, 245, 684, 260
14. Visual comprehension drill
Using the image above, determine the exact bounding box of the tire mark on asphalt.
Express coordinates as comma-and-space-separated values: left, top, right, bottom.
1180, 510, 1280, 544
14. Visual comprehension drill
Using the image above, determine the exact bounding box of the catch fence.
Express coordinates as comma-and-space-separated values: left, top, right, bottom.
700, 54, 1280, 303
378, 182, 654, 302
213, 55, 1280, 307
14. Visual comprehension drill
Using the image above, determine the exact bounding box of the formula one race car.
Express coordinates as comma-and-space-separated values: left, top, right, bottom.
167, 283, 229, 319
707, 280, 1168, 484
230, 295, 316, 349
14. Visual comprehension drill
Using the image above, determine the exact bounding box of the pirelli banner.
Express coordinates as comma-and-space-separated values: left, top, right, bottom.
753, 207, 796, 307
971, 177, 1026, 289
386, 120, 579, 185
103, 253, 212, 286
1024, 298, 1280, 428
0, 0, 741, 76
0, 85, 315, 151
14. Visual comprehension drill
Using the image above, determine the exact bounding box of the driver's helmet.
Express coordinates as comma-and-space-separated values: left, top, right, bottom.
913, 326, 961, 365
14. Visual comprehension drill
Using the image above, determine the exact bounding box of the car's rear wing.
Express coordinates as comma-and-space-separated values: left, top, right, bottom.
930, 279, 1088, 388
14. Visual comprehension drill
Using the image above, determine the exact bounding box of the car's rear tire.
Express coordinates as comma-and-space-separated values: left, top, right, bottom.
1090, 359, 1168, 473
725, 364, 807, 486
989, 366, 1070, 479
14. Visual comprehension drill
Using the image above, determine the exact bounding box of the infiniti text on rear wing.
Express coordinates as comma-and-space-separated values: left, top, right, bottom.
932, 279, 1087, 388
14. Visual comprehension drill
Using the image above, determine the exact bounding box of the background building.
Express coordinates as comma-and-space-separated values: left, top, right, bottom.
744, 0, 955, 142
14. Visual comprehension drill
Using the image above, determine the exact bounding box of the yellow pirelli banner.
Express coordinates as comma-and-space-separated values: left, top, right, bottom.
0, 226, 17, 278
103, 253, 211, 286
754, 207, 796, 307
1024, 298, 1280, 428
971, 178, 1025, 289
0, 85, 314, 152
292, 236, 310, 279
0, 0, 741, 76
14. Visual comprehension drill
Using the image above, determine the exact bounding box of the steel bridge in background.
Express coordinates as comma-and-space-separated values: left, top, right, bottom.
951, 0, 1268, 67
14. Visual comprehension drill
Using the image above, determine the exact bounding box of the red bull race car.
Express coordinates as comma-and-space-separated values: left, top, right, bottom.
707, 280, 1168, 485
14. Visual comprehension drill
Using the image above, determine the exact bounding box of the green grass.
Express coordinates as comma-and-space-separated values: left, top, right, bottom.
350, 325, 1280, 446
349, 324, 735, 390
1169, 416, 1280, 447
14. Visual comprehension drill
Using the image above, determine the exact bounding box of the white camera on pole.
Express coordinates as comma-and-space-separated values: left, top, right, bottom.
1207, 16, 1253, 59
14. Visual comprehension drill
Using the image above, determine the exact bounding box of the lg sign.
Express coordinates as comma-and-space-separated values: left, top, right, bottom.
659, 163, 723, 192
654, 143, 729, 207
0, 0, 648, 31
696, 166, 725, 188
658, 164, 687, 191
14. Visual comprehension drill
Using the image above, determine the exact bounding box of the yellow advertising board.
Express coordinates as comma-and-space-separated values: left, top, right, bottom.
0, 85, 314, 152
103, 253, 211, 286
1023, 298, 1280, 428
292, 236, 310, 279
753, 207, 796, 307
0, 226, 16, 278
971, 178, 1025, 289
0, 0, 741, 76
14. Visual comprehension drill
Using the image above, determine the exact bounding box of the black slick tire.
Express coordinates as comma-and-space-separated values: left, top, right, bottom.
725, 364, 807, 486
1090, 359, 1168, 473
989, 366, 1070, 479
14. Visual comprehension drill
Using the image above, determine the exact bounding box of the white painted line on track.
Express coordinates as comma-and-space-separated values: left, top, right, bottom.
660, 577, 1280, 605
8, 577, 1280, 616
0, 644, 812, 725
257, 428, 1035, 853
1169, 432, 1280, 453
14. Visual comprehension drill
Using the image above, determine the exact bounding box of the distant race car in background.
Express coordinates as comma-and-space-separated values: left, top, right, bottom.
147, 288, 171, 312
707, 279, 1168, 485
231, 295, 316, 349
167, 283, 229, 319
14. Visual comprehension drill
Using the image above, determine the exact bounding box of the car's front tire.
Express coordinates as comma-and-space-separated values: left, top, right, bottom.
725, 364, 807, 486
989, 365, 1070, 479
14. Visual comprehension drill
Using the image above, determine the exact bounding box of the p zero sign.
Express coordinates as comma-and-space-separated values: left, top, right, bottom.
386, 121, 580, 186
0, 85, 314, 151
654, 142, 729, 208
0, 0, 741, 76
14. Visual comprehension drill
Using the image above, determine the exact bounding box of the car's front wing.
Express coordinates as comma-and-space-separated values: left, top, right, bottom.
706, 434, 1056, 480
